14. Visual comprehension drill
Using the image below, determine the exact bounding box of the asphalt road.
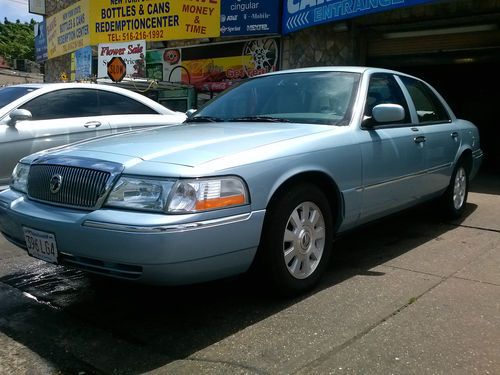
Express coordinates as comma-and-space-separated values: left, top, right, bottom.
0, 174, 498, 374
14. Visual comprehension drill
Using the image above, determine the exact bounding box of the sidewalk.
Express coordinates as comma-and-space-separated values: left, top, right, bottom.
0, 187, 498, 374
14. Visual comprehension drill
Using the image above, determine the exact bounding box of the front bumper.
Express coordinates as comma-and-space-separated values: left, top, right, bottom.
0, 189, 265, 285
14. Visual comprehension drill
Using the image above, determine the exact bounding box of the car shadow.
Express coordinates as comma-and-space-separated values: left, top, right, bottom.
0, 201, 478, 374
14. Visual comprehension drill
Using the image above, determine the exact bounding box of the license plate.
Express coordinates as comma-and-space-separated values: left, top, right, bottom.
23, 227, 58, 264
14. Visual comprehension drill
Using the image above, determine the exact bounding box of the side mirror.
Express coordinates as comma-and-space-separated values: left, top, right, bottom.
372, 104, 405, 123
9, 109, 32, 126
186, 109, 197, 118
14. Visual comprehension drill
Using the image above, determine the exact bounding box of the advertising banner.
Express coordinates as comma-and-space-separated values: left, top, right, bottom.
75, 46, 93, 80
98, 40, 146, 79
34, 21, 48, 62
46, 0, 91, 59
29, 0, 46, 15
146, 37, 280, 92
46, 0, 221, 59
283, 0, 440, 34
89, 0, 220, 44
220, 0, 280, 36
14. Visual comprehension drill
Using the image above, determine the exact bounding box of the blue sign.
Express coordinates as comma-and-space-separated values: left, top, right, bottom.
34, 21, 48, 63
283, 0, 439, 34
221, 0, 281, 36
75, 46, 93, 80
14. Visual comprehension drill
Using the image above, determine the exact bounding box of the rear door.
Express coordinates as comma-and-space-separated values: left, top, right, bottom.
357, 73, 427, 222
399, 76, 460, 194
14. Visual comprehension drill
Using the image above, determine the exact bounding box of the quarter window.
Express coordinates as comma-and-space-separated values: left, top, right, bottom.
98, 91, 158, 115
364, 74, 410, 124
400, 76, 450, 123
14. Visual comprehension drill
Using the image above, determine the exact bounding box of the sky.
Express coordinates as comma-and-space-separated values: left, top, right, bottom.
1, 0, 43, 23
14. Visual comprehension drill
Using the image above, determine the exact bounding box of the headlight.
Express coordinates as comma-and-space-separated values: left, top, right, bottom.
105, 177, 174, 212
167, 177, 248, 213
10, 163, 30, 193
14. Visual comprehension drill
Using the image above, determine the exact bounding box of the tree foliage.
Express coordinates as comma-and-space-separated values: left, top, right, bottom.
0, 17, 36, 63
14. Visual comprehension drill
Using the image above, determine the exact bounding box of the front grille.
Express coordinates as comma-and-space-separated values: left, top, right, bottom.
28, 165, 110, 209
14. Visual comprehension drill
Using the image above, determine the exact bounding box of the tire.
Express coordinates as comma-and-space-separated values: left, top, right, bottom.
441, 160, 469, 219
257, 183, 334, 295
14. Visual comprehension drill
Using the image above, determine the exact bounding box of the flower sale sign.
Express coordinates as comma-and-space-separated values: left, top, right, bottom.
97, 40, 146, 79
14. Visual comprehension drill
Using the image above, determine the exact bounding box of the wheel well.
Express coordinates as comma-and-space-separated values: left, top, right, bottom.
266, 172, 343, 232
459, 149, 473, 174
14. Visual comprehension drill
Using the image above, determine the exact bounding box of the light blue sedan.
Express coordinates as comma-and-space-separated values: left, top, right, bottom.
0, 67, 482, 295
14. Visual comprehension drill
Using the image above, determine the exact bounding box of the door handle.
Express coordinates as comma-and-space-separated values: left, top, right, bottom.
84, 121, 102, 129
414, 136, 426, 144
451, 132, 459, 139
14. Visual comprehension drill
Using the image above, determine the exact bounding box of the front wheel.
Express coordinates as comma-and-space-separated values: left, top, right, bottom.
441, 161, 469, 219
258, 184, 334, 295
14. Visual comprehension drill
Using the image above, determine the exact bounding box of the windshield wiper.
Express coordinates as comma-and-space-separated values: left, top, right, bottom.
185, 116, 225, 123
229, 116, 291, 123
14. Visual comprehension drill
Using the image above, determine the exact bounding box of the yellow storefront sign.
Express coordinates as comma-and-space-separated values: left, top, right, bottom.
47, 0, 91, 59
90, 0, 220, 44
47, 0, 221, 58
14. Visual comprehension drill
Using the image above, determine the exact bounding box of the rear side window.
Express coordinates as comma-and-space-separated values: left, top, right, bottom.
20, 89, 99, 120
98, 91, 158, 115
400, 76, 450, 123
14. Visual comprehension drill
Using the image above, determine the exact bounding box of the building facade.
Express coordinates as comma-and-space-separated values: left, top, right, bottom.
38, 0, 500, 167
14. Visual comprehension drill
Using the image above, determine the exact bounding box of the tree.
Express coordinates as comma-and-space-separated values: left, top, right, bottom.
0, 18, 36, 64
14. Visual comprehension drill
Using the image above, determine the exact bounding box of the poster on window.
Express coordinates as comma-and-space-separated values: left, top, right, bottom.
146, 37, 280, 92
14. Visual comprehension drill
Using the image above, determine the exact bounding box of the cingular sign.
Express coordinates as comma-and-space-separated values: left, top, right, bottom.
220, 0, 280, 36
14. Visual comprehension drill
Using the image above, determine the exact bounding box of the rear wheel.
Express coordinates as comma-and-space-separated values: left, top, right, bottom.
441, 160, 469, 219
258, 184, 333, 295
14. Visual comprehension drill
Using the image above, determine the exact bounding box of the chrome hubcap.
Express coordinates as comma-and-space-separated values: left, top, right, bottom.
283, 202, 325, 279
453, 167, 467, 210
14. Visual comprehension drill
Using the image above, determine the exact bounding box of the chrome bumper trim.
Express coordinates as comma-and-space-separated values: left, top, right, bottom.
82, 212, 256, 233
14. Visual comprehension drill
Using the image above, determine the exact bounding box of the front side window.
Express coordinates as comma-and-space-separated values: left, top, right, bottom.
400, 76, 450, 123
20, 89, 99, 120
192, 71, 361, 126
364, 73, 410, 124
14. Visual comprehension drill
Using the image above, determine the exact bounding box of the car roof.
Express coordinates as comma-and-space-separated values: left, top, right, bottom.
261, 66, 415, 77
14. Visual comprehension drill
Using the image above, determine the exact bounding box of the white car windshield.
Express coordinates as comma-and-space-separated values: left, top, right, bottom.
191, 71, 361, 126
0, 86, 40, 108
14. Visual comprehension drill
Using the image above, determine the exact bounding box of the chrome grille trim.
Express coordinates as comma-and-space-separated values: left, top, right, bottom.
26, 157, 124, 210
28, 165, 110, 209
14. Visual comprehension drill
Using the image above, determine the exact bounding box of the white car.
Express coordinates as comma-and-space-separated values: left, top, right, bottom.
0, 83, 186, 189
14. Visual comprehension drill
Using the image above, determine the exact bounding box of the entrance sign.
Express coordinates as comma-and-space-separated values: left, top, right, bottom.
107, 57, 127, 82
220, 0, 280, 36
283, 0, 440, 34
98, 40, 146, 79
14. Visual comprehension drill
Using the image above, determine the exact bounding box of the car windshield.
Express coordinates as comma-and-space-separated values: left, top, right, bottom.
191, 71, 361, 126
0, 86, 40, 108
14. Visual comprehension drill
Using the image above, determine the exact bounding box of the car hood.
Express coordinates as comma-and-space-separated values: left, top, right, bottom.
59, 122, 332, 167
